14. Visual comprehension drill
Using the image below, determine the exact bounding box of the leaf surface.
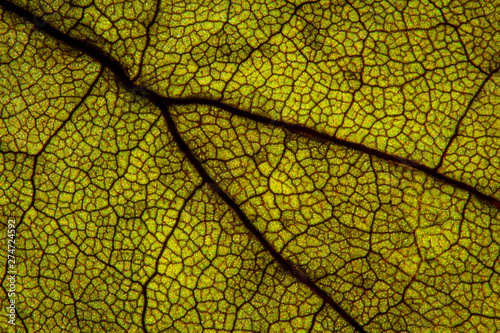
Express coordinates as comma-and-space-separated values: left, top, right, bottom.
1, 0, 500, 332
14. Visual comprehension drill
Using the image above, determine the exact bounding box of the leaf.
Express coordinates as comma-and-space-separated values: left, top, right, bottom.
1, 0, 500, 332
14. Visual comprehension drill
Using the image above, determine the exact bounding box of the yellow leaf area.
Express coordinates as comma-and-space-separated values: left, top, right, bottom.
1, 0, 500, 333
440, 75, 500, 198
0, 8, 100, 155
173, 103, 500, 332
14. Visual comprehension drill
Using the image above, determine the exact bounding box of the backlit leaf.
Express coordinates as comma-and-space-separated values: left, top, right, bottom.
1, 0, 499, 332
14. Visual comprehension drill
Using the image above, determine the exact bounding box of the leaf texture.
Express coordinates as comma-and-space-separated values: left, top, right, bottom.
1, 0, 500, 332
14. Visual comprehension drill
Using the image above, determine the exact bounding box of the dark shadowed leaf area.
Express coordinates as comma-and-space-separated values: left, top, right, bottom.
1, 0, 500, 332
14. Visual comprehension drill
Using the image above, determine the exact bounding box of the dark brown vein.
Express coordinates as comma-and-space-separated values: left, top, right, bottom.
164, 96, 500, 209
435, 65, 500, 171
